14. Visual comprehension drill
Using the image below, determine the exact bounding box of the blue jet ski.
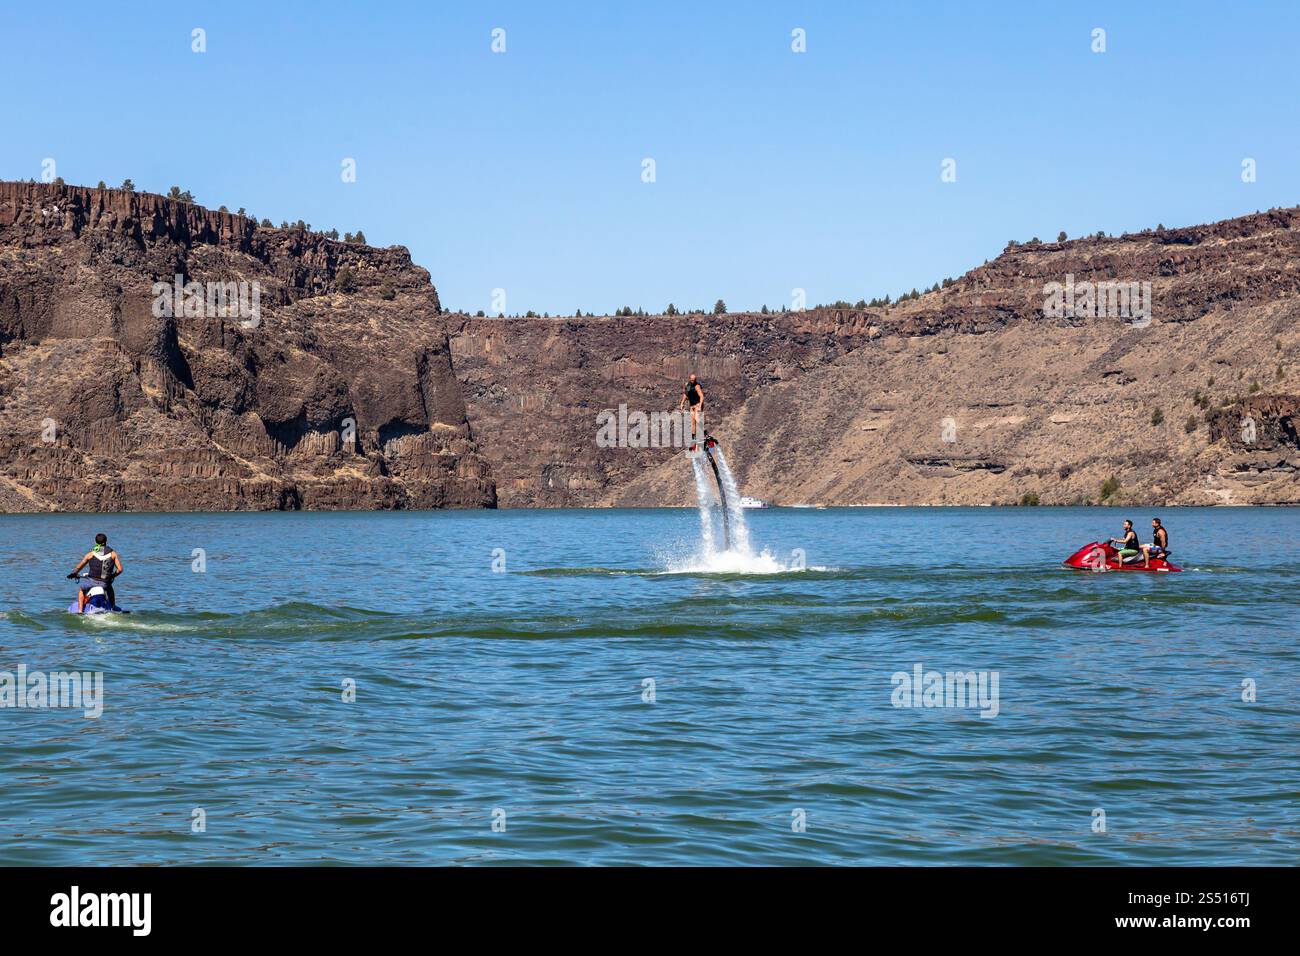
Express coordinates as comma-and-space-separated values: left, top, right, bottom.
68, 579, 128, 614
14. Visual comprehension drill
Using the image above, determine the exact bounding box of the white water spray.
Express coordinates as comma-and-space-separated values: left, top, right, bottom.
668, 441, 791, 573
709, 447, 751, 554
690, 454, 717, 554
660, 440, 821, 575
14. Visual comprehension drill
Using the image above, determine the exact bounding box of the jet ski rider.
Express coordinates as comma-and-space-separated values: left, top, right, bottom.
1141, 517, 1170, 569
68, 533, 123, 612
679, 373, 705, 440
1108, 520, 1142, 566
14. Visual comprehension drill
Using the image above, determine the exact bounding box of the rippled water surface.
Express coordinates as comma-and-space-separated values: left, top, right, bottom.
1, 507, 1297, 865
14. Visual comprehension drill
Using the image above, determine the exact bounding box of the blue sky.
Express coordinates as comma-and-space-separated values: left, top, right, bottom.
5, 1, 1298, 314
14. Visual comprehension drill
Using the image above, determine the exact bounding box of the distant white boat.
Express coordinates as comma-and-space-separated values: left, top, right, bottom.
739, 496, 768, 509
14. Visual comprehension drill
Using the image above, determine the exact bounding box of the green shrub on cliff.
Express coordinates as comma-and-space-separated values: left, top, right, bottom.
336, 267, 356, 293
713, 299, 727, 314
1099, 475, 1120, 502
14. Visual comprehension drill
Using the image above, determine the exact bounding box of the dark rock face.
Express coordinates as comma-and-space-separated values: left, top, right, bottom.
445, 311, 879, 507
2, 180, 1297, 512
1209, 395, 1300, 450
0, 181, 493, 511
880, 209, 1300, 337
608, 212, 1300, 508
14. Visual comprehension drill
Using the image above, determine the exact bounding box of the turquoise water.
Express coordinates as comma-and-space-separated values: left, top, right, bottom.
1, 507, 1297, 865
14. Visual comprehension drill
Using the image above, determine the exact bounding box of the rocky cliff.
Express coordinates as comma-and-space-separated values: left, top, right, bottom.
0, 181, 494, 511
609, 212, 1300, 507
1, 180, 1296, 511
445, 309, 879, 506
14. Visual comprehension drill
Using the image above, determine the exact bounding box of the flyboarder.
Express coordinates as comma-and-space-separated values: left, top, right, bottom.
680, 374, 705, 441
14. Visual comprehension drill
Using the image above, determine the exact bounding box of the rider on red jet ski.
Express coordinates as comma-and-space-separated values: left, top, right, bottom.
1107, 520, 1142, 566
1141, 518, 1170, 568
1108, 518, 1171, 569
1065, 520, 1179, 572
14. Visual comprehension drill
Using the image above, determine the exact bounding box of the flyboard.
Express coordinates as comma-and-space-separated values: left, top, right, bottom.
688, 431, 730, 550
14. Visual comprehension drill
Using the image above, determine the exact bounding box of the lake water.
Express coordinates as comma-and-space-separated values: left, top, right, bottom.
1, 506, 1297, 865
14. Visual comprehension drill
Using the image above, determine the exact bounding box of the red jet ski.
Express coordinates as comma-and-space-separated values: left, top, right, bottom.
1063, 541, 1181, 573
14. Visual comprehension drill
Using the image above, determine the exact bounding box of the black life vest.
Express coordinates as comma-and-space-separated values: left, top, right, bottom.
1153, 526, 1168, 549
684, 381, 701, 406
87, 549, 116, 581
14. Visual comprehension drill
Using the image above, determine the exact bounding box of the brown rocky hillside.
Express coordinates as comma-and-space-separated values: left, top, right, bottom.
0, 181, 493, 511
1, 180, 1295, 511
610, 215, 1300, 507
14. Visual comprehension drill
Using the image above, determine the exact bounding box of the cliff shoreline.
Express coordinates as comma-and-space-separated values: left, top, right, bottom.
0, 181, 1296, 511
